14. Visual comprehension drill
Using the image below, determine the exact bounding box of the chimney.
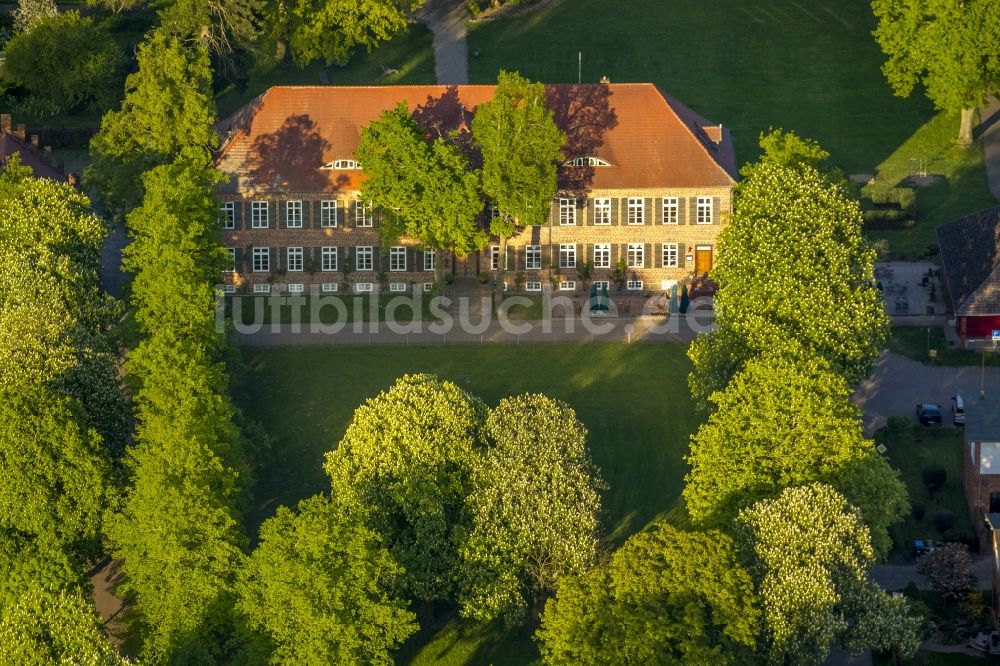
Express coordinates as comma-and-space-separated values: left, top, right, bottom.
15, 124, 25, 140
0, 114, 10, 133
30, 135, 39, 147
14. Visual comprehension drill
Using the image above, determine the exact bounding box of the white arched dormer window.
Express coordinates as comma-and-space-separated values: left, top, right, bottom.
320, 159, 362, 170
563, 156, 612, 168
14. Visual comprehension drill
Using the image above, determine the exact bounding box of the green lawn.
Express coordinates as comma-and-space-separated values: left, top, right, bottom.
215, 24, 437, 119
889, 327, 1000, 366
233, 342, 699, 664
229, 293, 441, 324
877, 421, 975, 562
468, 0, 995, 255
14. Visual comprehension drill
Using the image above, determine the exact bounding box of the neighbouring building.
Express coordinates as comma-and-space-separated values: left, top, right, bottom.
963, 395, 1000, 547
936, 207, 1000, 347
214, 83, 737, 295
0, 114, 70, 184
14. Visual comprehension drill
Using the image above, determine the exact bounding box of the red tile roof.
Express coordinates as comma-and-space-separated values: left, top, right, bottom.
216, 84, 737, 194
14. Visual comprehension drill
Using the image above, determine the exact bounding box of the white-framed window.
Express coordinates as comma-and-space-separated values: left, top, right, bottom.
662, 197, 679, 225
565, 156, 611, 167
253, 283, 271, 293
593, 243, 610, 268
224, 248, 236, 273
525, 281, 542, 292
559, 198, 576, 225
321, 246, 338, 272
490, 246, 508, 271
252, 247, 270, 272
423, 282, 434, 292
320, 200, 338, 227
627, 197, 645, 225
423, 249, 436, 271
219, 202, 235, 229
627, 243, 644, 268
355, 246, 373, 271
697, 196, 713, 224
287, 247, 303, 272
251, 201, 268, 228
288, 283, 304, 293
355, 282, 374, 293
526, 245, 541, 270
355, 201, 373, 227
593, 197, 611, 225
662, 243, 679, 268
223, 284, 236, 294
559, 244, 576, 269
389, 246, 406, 272
322, 282, 339, 292
627, 279, 644, 290
593, 280, 609, 291
286, 200, 303, 228
559, 280, 576, 291
389, 282, 407, 292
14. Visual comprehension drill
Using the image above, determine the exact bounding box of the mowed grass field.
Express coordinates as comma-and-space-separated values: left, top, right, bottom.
233, 343, 699, 664
467, 0, 995, 255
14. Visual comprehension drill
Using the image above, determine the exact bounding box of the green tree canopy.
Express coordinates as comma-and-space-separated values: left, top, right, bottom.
872, 0, 1000, 143
1, 11, 123, 116
0, 155, 128, 455
107, 150, 248, 663
0, 386, 113, 558
268, 0, 421, 66
357, 101, 486, 284
159, 0, 261, 58
123, 146, 228, 339
536, 522, 759, 666
11, 0, 57, 33
324, 374, 486, 608
87, 31, 218, 216
740, 128, 836, 180
684, 351, 907, 558
238, 494, 417, 664
0, 584, 127, 666
473, 70, 565, 301
460, 394, 602, 623
688, 160, 888, 404
738, 483, 920, 665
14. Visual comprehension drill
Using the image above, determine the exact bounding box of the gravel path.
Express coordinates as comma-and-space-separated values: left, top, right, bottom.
418, 0, 470, 85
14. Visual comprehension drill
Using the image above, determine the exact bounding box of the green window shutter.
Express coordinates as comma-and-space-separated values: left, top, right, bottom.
610, 243, 619, 266
678, 246, 686, 268
644, 198, 653, 225
713, 196, 721, 224
610, 198, 619, 226
652, 198, 661, 224
645, 243, 653, 268
311, 200, 320, 228
344, 201, 352, 228
233, 247, 242, 268
586, 199, 594, 226
678, 198, 688, 225
233, 201, 243, 229
271, 247, 279, 271
654, 243, 661, 268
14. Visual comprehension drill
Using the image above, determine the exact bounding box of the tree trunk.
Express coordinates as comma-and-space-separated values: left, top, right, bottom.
494, 235, 507, 313
959, 107, 975, 145
434, 247, 444, 290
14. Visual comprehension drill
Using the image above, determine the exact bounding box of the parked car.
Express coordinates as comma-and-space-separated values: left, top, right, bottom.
952, 394, 965, 426
916, 403, 943, 425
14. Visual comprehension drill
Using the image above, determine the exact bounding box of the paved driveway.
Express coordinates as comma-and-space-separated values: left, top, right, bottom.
852, 352, 1000, 435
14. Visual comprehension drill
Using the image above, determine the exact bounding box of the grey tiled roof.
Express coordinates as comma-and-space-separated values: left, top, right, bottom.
936, 207, 1000, 315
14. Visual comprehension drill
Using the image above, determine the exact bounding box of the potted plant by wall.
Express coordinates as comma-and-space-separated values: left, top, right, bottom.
478, 271, 489, 285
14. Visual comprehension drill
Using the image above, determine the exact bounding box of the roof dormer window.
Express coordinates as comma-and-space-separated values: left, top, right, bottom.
321, 159, 361, 170
564, 156, 611, 168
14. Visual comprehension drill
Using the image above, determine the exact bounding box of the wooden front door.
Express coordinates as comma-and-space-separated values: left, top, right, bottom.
695, 246, 712, 275
455, 253, 478, 277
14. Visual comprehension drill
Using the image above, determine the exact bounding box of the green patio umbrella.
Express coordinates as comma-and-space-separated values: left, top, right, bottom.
669, 284, 678, 313
589, 283, 598, 311
600, 283, 609, 311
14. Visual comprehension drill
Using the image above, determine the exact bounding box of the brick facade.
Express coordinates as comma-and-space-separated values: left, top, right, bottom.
214, 84, 736, 294
219, 187, 732, 295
